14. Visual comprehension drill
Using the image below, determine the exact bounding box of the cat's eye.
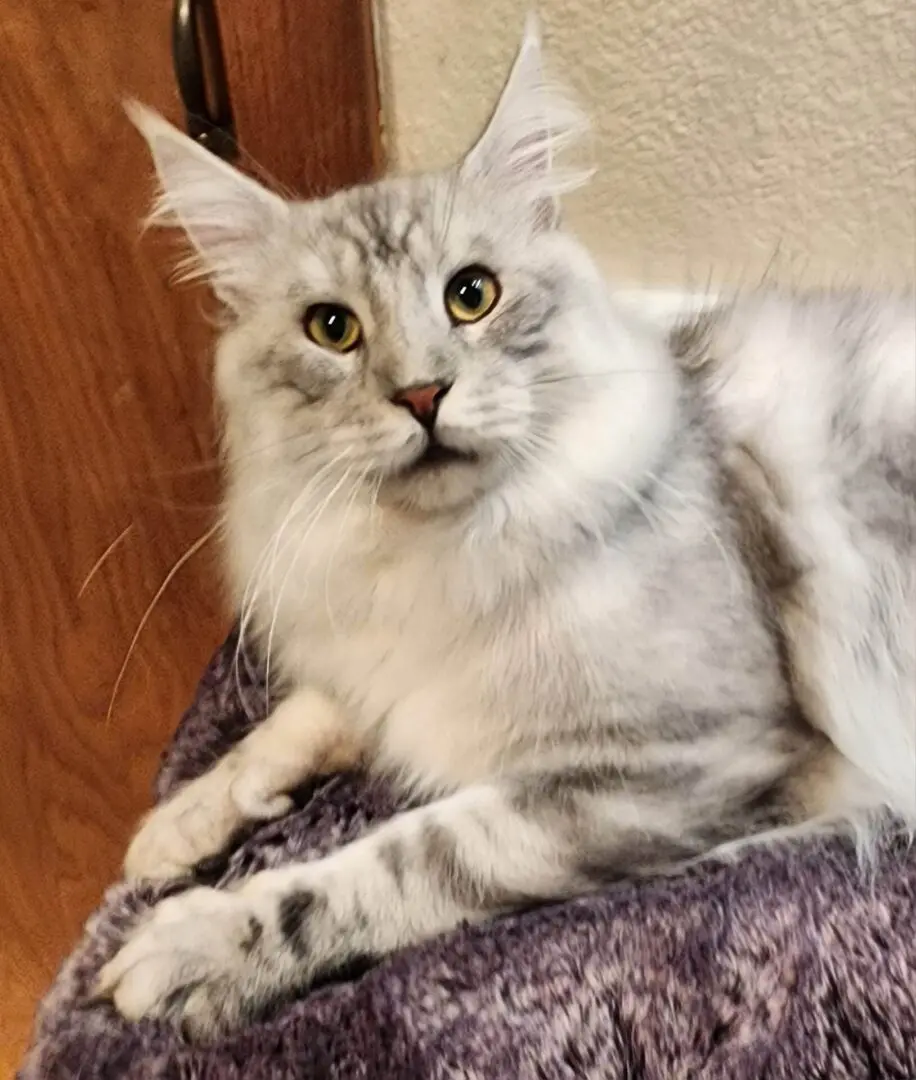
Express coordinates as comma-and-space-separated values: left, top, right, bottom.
444, 265, 501, 325
303, 303, 363, 353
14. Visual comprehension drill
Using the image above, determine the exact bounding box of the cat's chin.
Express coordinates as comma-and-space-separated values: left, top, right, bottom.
398, 439, 479, 474
380, 440, 489, 514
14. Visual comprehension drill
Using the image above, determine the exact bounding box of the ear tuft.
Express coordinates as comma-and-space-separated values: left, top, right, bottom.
125, 100, 287, 309
461, 17, 591, 224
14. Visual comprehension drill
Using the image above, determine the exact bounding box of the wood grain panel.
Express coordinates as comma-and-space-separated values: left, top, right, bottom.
217, 0, 382, 196
0, 0, 380, 1068
0, 3, 226, 1067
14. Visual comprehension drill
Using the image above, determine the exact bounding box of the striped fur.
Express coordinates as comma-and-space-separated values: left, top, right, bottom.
102, 28, 915, 1041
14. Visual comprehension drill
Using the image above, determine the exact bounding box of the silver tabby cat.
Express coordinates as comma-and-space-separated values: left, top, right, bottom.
99, 26, 915, 1041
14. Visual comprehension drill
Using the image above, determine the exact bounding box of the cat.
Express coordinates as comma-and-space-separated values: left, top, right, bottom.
97, 23, 915, 1042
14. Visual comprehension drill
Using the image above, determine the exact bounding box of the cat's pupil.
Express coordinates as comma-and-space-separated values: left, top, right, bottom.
322, 308, 347, 342
457, 277, 484, 310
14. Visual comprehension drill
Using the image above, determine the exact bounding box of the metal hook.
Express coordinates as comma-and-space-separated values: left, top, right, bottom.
172, 0, 236, 159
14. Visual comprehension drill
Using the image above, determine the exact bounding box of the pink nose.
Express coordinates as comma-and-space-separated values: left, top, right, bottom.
390, 382, 451, 428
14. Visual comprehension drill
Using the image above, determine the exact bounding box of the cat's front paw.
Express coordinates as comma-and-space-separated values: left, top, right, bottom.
95, 887, 278, 1041
124, 755, 293, 882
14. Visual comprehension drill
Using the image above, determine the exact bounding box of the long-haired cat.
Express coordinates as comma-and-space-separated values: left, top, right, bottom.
97, 24, 915, 1041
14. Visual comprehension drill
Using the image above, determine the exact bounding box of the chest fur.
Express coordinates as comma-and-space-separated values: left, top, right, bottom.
228, 465, 784, 792
236, 501, 538, 788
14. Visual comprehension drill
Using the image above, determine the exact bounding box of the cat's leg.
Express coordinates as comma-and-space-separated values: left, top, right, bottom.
124, 687, 361, 882
715, 443, 914, 823
98, 762, 778, 1040
779, 546, 916, 822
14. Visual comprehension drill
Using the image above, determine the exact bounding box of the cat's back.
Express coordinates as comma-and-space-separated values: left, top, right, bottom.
674, 289, 915, 815
675, 289, 915, 506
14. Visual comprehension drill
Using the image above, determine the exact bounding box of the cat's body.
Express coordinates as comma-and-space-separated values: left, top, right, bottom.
676, 291, 915, 819
221, 284, 913, 828
99, 28, 915, 1042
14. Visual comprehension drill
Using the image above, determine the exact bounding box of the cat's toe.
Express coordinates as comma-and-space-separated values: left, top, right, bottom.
124, 759, 295, 883
124, 810, 211, 882
124, 773, 245, 882
97, 887, 268, 1040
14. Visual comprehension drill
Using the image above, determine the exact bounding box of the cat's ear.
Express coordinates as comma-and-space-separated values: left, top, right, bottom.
461, 16, 589, 227
126, 101, 287, 310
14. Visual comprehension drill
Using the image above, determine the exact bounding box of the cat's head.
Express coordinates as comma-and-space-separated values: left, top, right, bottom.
131, 24, 654, 517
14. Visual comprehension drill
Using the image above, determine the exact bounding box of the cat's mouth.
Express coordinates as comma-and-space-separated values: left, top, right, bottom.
403, 436, 478, 474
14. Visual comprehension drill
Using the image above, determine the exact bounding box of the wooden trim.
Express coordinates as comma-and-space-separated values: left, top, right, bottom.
216, 0, 383, 195
0, 0, 382, 1067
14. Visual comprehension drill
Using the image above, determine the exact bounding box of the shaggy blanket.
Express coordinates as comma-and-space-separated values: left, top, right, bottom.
21, 631, 916, 1080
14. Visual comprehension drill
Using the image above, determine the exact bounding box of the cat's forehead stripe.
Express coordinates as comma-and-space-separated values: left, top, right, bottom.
323, 187, 433, 272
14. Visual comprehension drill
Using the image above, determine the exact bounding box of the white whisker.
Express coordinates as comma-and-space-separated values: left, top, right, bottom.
234, 450, 354, 708
323, 463, 374, 635
263, 464, 357, 709
106, 519, 223, 724
78, 522, 135, 598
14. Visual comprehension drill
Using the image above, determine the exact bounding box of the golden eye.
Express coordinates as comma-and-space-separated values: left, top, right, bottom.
444, 265, 501, 325
303, 303, 362, 353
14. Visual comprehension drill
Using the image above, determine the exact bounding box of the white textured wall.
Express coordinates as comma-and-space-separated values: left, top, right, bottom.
375, 0, 916, 287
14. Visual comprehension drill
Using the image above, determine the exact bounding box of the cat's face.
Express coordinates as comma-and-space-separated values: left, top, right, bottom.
215, 172, 609, 513
132, 26, 607, 514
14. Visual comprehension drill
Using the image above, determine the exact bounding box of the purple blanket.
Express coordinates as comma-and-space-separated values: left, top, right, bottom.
21, 632, 916, 1079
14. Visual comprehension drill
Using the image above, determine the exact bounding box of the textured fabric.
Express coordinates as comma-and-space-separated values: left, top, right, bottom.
21, 632, 916, 1080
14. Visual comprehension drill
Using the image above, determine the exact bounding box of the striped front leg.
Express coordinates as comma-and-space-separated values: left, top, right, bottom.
98, 742, 795, 1041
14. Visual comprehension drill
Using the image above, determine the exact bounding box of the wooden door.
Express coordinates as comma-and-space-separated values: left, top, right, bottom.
0, 1, 380, 1067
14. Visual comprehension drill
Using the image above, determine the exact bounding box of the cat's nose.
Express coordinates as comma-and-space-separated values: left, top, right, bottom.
390, 381, 452, 431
